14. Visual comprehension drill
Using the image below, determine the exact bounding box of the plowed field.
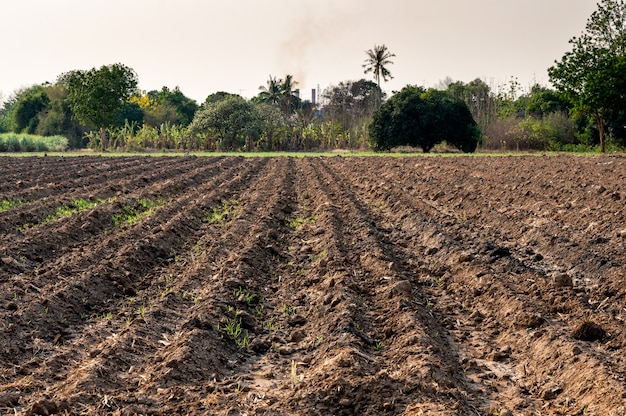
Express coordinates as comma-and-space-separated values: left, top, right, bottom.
1, 155, 626, 415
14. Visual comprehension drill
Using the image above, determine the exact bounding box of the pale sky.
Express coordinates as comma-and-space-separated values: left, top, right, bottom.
1, 0, 597, 104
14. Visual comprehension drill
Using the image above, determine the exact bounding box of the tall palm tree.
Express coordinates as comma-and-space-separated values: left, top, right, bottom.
363, 44, 396, 88
280, 74, 298, 115
258, 75, 282, 106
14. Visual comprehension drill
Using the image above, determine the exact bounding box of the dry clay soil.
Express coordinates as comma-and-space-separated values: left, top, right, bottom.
1, 155, 626, 415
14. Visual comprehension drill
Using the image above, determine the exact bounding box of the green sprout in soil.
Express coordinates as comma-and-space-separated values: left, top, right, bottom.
137, 304, 147, 319
291, 360, 298, 389
112, 198, 162, 226
263, 317, 282, 333
46, 198, 101, 223
238, 333, 251, 349
233, 287, 256, 304
287, 214, 319, 229
282, 304, 296, 316
0, 198, 23, 212
202, 199, 241, 226
17, 198, 101, 231
218, 314, 250, 349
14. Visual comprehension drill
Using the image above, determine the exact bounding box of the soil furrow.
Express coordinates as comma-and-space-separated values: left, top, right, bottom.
0, 157, 232, 274
308, 157, 488, 414
0, 156, 160, 199
325, 156, 626, 414
135, 157, 298, 413
6, 157, 293, 413
0, 156, 221, 234
0, 158, 266, 397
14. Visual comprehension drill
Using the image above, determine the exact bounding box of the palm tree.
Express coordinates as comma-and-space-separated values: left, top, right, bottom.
258, 74, 299, 115
258, 75, 282, 106
363, 44, 396, 88
280, 74, 298, 115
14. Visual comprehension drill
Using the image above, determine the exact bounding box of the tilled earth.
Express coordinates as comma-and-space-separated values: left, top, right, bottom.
0, 155, 625, 415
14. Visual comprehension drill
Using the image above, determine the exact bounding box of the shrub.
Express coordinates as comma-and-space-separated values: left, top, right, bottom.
0, 133, 68, 152
482, 112, 578, 151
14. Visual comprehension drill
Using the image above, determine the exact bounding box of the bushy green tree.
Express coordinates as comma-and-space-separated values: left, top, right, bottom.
0, 98, 13, 133
59, 63, 138, 151
114, 102, 144, 128
548, 0, 626, 152
255, 103, 289, 151
204, 91, 241, 106
188, 96, 261, 151
6, 82, 102, 148
422, 89, 480, 153
324, 79, 382, 121
35, 83, 86, 148
144, 86, 198, 127
369, 86, 480, 152
10, 85, 50, 133
525, 84, 569, 118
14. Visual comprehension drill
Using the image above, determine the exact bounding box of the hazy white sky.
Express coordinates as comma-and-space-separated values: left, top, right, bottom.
1, 0, 597, 104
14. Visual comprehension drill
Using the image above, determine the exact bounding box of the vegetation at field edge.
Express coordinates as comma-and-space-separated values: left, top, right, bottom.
0, 133, 68, 152
2, 1, 625, 155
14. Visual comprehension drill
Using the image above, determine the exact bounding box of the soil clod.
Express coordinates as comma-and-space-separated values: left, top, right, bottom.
571, 321, 606, 341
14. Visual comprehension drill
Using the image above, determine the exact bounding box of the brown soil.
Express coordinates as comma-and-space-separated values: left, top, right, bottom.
1, 155, 625, 415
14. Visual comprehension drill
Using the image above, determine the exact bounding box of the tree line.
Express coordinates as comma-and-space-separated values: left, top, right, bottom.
1, 0, 625, 153
0, 66, 389, 152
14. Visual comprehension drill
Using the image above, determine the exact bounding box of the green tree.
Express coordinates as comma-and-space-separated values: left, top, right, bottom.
114, 102, 144, 127
257, 75, 282, 106
204, 91, 241, 106
256, 74, 301, 116
188, 96, 261, 151
145, 86, 197, 127
369, 86, 424, 151
524, 84, 569, 118
255, 103, 289, 151
322, 79, 383, 148
279, 74, 300, 115
369, 86, 479, 153
10, 85, 50, 133
59, 63, 138, 151
421, 89, 480, 153
35, 83, 86, 148
446, 78, 497, 131
0, 96, 13, 133
324, 79, 383, 121
548, 0, 626, 152
363, 44, 395, 89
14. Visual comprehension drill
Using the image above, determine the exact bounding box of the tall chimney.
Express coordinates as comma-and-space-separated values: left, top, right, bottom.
312, 88, 316, 105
